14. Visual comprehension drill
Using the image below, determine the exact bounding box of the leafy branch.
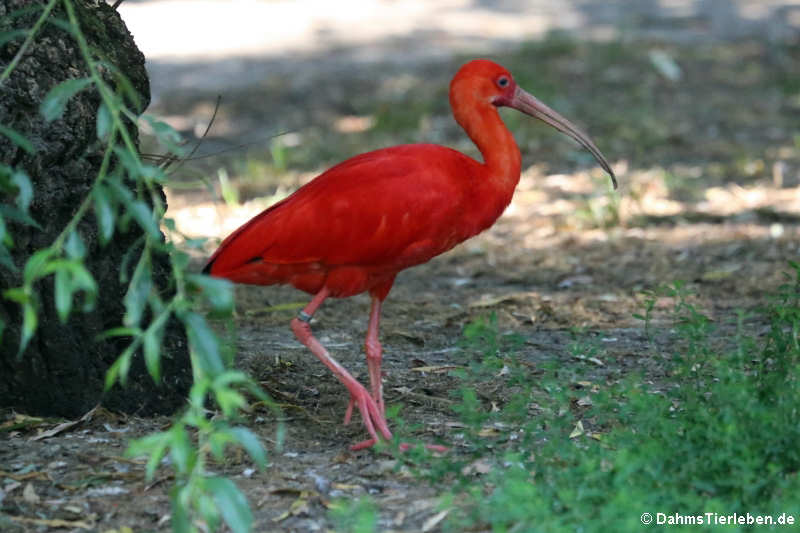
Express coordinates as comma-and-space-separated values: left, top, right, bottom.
0, 1, 276, 531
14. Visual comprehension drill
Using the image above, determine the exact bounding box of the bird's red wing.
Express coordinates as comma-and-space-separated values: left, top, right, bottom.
205, 144, 482, 278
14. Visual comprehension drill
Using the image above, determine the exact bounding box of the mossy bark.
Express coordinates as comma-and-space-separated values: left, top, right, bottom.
0, 0, 191, 417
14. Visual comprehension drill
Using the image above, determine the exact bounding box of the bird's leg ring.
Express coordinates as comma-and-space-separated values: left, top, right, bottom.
290, 287, 392, 448
365, 296, 385, 417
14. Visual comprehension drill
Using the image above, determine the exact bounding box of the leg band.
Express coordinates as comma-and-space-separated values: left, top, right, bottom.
297, 310, 313, 323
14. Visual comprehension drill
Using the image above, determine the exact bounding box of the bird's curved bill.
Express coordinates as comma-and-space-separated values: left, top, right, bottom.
510, 86, 617, 189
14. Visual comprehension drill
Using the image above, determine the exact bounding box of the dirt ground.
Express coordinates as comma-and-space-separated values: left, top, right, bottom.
2, 1, 800, 531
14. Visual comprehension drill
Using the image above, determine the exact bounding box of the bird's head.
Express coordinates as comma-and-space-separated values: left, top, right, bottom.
450, 59, 616, 189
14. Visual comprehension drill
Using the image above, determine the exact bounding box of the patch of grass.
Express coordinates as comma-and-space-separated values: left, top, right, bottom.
393, 263, 800, 532
574, 186, 622, 229
329, 496, 379, 533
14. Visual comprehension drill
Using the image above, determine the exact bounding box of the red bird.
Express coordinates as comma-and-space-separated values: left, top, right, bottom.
204, 59, 615, 450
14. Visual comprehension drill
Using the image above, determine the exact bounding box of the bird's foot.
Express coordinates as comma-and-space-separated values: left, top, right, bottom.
343, 389, 384, 425
343, 396, 354, 425
343, 382, 392, 446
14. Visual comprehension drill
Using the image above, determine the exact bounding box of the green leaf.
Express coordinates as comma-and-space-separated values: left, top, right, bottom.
183, 311, 225, 376
173, 249, 190, 270
23, 248, 55, 284
44, 259, 98, 315
187, 274, 234, 314
198, 493, 221, 532
54, 267, 72, 322
0, 203, 40, 229
40, 77, 93, 122
214, 388, 246, 416
118, 237, 144, 284
169, 425, 194, 475
126, 431, 170, 480
70, 262, 97, 312
204, 477, 253, 533
93, 185, 115, 244
104, 347, 130, 391
170, 486, 192, 533
124, 253, 151, 327
0, 124, 35, 154
228, 427, 268, 468
64, 230, 86, 260
106, 174, 134, 204
0, 28, 28, 49
143, 310, 169, 382
106, 341, 137, 388
18, 300, 37, 358
129, 200, 161, 239
2, 286, 28, 304
109, 64, 143, 112
113, 144, 142, 177
11, 170, 33, 212
188, 378, 210, 409
0, 215, 8, 247
140, 163, 167, 184
97, 326, 142, 340
212, 370, 250, 388
141, 114, 185, 156
208, 431, 228, 462
96, 101, 112, 141
0, 243, 16, 272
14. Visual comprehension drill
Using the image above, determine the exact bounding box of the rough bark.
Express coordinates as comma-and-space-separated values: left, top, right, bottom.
0, 0, 191, 417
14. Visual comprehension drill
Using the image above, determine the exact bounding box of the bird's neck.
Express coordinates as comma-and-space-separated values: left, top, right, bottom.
452, 105, 523, 237
462, 106, 522, 195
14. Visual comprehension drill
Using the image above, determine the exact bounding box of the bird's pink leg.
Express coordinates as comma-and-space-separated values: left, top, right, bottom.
349, 296, 449, 454
290, 287, 392, 447
344, 295, 385, 424
365, 296, 385, 416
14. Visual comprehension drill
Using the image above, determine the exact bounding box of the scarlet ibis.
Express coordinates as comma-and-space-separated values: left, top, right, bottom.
204, 59, 615, 450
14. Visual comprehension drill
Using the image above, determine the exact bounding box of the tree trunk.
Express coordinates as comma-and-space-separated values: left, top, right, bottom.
0, 0, 191, 417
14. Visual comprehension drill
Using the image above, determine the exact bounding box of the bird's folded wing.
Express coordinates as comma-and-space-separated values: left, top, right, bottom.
205, 144, 482, 275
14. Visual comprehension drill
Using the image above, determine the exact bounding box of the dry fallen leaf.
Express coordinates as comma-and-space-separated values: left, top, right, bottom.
422, 509, 451, 532
461, 458, 493, 476
573, 355, 605, 366
0, 414, 45, 432
478, 427, 500, 437
331, 482, 361, 491
389, 329, 426, 345
22, 482, 39, 504
410, 365, 464, 373
10, 516, 93, 530
576, 396, 593, 407
273, 491, 314, 522
30, 405, 99, 441
0, 470, 51, 482
468, 291, 534, 308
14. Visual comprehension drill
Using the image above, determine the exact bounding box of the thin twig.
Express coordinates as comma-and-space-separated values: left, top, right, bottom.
162, 94, 222, 175
144, 130, 293, 163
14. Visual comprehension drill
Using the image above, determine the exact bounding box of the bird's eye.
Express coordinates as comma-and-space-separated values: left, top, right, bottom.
497, 76, 509, 88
